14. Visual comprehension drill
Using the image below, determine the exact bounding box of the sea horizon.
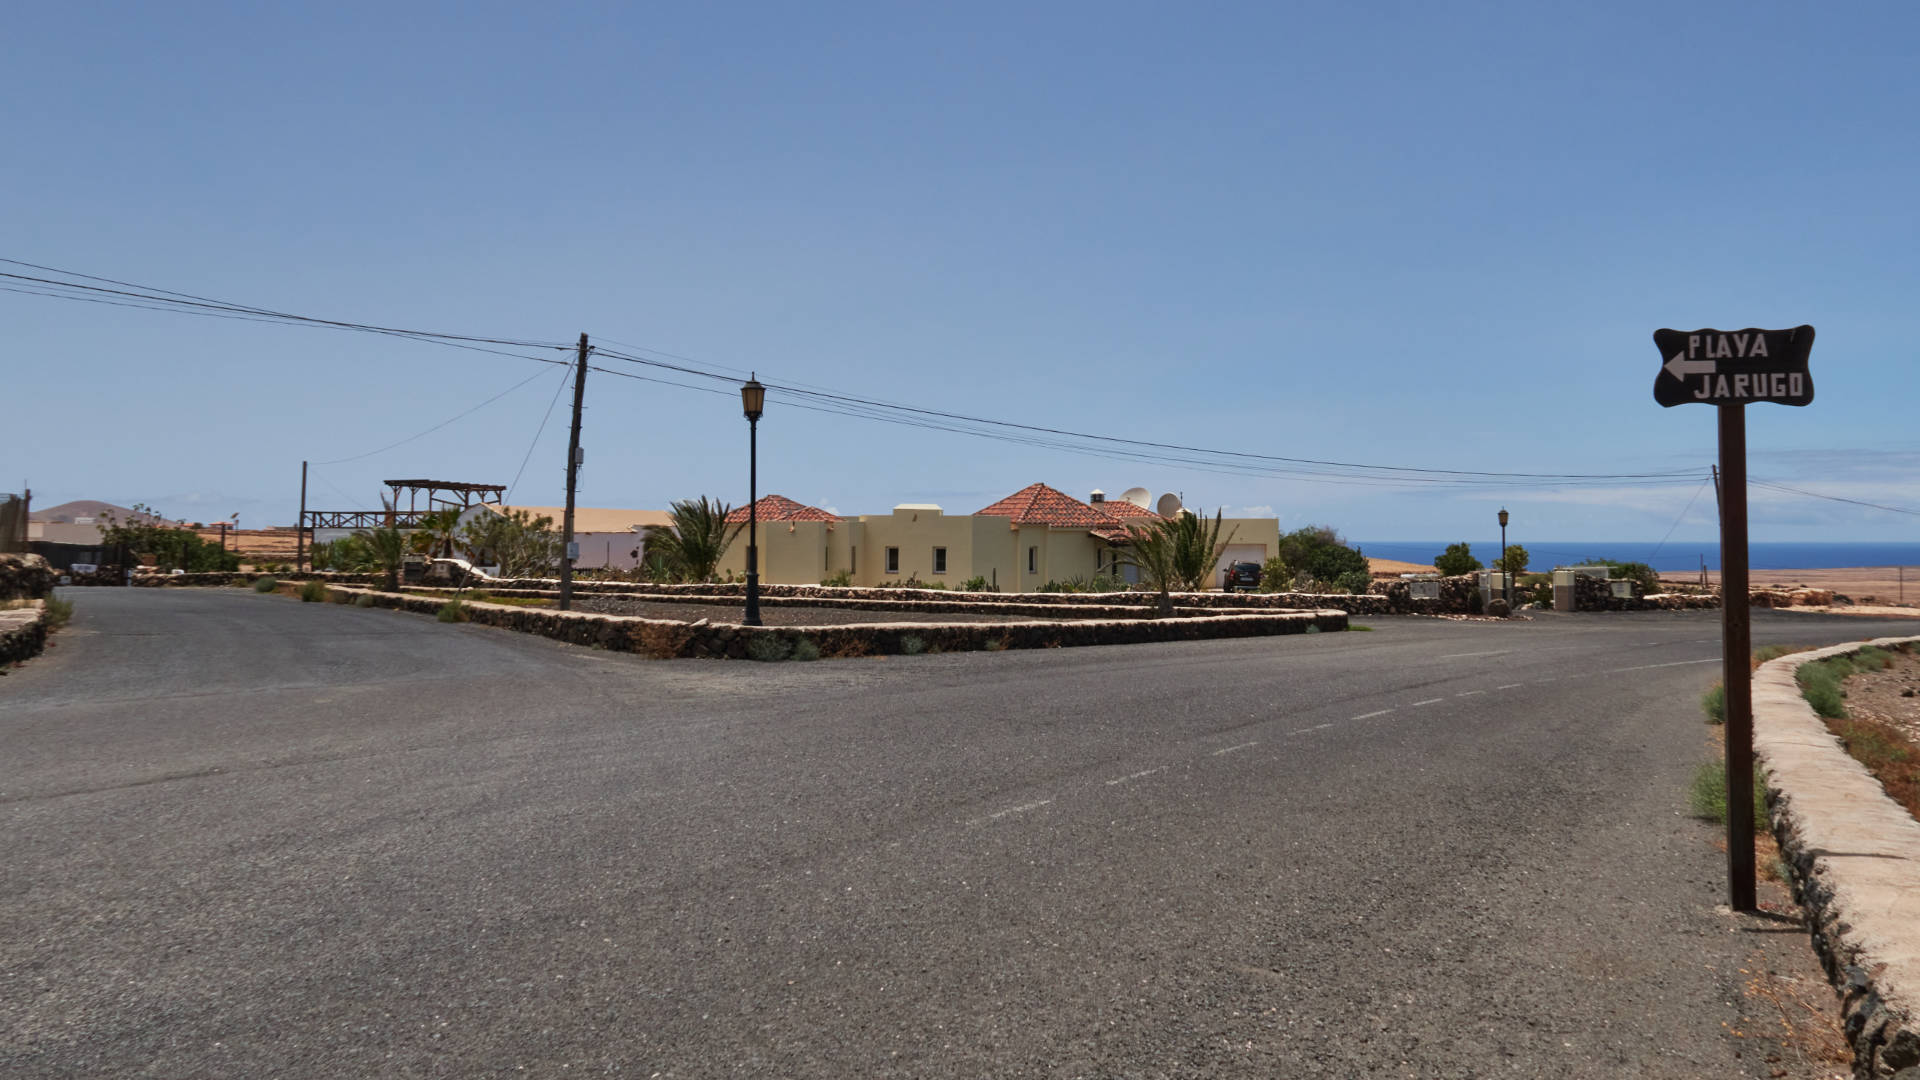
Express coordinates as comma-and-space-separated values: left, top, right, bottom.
1355, 540, 1920, 574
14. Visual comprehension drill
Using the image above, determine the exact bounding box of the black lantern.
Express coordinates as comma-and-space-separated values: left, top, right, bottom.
1497, 508, 1511, 607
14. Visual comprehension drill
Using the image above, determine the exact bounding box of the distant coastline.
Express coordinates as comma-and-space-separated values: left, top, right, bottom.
1356, 541, 1920, 574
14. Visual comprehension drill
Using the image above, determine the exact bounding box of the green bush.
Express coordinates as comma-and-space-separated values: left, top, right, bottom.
1688, 760, 1768, 831
1702, 683, 1725, 724
1753, 644, 1793, 664
1797, 659, 1849, 719
298, 580, 329, 603
900, 634, 926, 655
43, 596, 74, 629
791, 638, 820, 662
355, 595, 376, 608
1335, 569, 1373, 595
746, 635, 793, 662
252, 576, 279, 593
1432, 542, 1481, 576
1855, 646, 1893, 671
820, 570, 853, 587
436, 599, 469, 623
960, 576, 991, 592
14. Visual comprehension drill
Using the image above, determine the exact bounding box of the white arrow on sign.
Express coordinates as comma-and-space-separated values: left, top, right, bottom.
1664, 351, 1715, 381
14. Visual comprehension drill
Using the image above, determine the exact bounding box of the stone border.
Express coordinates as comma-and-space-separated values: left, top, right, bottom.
1755, 637, 1920, 1078
306, 584, 1347, 659
0, 600, 50, 667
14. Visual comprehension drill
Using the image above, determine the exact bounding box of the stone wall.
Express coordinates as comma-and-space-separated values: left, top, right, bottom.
316, 584, 1348, 659
1568, 575, 1720, 612
471, 578, 1417, 616
0, 601, 49, 666
0, 553, 56, 601
1755, 639, 1920, 1078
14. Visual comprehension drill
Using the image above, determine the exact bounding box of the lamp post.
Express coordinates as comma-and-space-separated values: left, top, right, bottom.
741, 375, 766, 626
1498, 507, 1510, 606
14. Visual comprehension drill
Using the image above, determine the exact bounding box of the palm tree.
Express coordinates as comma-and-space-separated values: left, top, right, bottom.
356, 525, 409, 591
409, 507, 464, 559
646, 497, 741, 583
1121, 509, 1236, 615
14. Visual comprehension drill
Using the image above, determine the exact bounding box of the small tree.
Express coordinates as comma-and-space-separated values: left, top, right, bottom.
1273, 525, 1368, 590
647, 497, 742, 583
459, 509, 562, 577
1491, 545, 1530, 575
97, 504, 240, 572
1121, 508, 1235, 614
1433, 542, 1481, 576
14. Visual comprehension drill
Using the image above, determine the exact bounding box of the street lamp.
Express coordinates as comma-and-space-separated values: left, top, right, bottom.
1498, 507, 1511, 607
741, 375, 766, 626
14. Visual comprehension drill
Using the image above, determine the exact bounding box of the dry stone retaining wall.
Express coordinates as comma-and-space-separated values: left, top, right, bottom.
314, 584, 1347, 659
0, 601, 49, 666
0, 553, 56, 601
1755, 639, 1920, 1078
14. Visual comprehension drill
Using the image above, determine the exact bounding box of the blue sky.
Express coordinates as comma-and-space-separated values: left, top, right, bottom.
6, 2, 1917, 549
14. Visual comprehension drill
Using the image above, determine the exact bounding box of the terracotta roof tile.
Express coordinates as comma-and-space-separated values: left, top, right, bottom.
975, 483, 1161, 537
725, 495, 839, 524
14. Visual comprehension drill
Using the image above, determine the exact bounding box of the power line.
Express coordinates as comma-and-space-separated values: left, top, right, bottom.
508, 366, 576, 503
313, 367, 556, 466
1750, 478, 1920, 518
1648, 475, 1714, 561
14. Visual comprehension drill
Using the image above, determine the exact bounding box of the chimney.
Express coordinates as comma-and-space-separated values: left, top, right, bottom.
1089, 489, 1105, 503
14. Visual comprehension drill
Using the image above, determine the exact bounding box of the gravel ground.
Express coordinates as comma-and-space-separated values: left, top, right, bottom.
573, 596, 1064, 626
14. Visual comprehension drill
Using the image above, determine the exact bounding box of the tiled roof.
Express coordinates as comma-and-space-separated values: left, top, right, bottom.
975, 483, 1160, 537
725, 495, 839, 524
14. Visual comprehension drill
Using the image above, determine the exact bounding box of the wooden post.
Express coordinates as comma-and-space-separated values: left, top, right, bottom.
1718, 404, 1756, 911
558, 333, 588, 610
297, 460, 308, 572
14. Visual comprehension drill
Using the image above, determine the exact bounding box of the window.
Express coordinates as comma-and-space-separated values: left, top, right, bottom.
1027, 546, 1037, 574
933, 547, 947, 574
886, 547, 900, 574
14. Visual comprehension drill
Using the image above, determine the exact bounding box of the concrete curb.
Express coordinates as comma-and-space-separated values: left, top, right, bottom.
1755, 637, 1920, 1078
0, 599, 51, 667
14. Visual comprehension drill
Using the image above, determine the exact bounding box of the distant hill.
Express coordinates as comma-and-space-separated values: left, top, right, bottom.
30, 500, 180, 526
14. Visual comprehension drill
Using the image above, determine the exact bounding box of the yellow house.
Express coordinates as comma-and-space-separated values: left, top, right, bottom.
714, 483, 1280, 591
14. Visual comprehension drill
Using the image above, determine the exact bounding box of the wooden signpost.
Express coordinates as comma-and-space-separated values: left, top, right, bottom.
1654, 325, 1814, 911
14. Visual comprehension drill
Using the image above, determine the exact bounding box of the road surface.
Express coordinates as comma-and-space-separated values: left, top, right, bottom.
4, 588, 1913, 1077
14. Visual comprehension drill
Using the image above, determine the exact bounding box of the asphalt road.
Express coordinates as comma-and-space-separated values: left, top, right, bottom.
5, 588, 1916, 1078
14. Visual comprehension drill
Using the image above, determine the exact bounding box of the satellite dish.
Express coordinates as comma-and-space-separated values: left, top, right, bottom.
1156, 492, 1184, 517
1121, 486, 1151, 509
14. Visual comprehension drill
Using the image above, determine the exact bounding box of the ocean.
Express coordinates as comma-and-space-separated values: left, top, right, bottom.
1356, 541, 1920, 574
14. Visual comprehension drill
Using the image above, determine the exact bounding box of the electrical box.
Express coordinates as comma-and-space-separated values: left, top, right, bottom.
566, 541, 580, 561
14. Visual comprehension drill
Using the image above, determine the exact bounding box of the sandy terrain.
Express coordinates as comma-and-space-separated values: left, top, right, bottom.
1367, 556, 1435, 577
1683, 566, 1920, 608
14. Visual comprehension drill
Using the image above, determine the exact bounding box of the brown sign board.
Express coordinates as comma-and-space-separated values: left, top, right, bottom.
1652, 325, 1814, 407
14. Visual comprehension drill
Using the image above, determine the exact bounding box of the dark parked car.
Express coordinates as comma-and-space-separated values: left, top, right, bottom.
1221, 561, 1261, 592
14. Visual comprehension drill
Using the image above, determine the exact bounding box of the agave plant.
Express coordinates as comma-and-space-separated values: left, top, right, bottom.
645, 497, 742, 583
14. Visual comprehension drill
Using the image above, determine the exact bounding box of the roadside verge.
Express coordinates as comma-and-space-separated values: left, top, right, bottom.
1755, 636, 1920, 1077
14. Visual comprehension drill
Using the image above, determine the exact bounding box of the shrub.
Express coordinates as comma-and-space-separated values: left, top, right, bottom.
298, 580, 329, 603
746, 635, 793, 662
1688, 760, 1768, 831
354, 594, 375, 608
1855, 646, 1893, 671
960, 576, 991, 592
43, 596, 74, 629
1702, 683, 1725, 724
1581, 557, 1660, 594
1335, 569, 1373, 595
820, 570, 854, 587
1433, 542, 1481, 576
1752, 644, 1793, 665
900, 634, 926, 655
1490, 544, 1530, 576
1797, 659, 1848, 719
436, 599, 469, 623
252, 576, 279, 593
791, 638, 820, 662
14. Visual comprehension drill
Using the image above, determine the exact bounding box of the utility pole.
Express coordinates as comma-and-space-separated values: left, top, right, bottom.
558, 333, 589, 611
297, 460, 308, 572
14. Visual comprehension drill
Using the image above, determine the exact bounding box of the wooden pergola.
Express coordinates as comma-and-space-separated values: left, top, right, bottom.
298, 479, 505, 567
